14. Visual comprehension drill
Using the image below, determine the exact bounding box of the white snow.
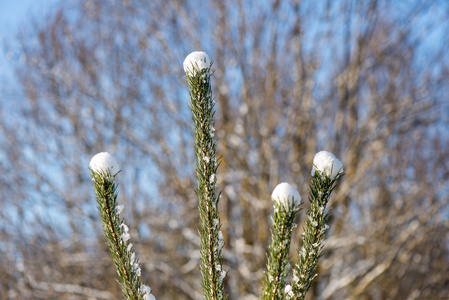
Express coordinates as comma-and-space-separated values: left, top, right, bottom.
140, 285, 151, 294
311, 151, 344, 179
122, 232, 130, 242
218, 230, 224, 251
132, 263, 141, 277
284, 285, 294, 298
89, 152, 120, 175
141, 285, 156, 300
116, 204, 125, 214
271, 182, 301, 211
293, 274, 300, 283
130, 252, 136, 264
146, 294, 156, 300
120, 223, 130, 242
183, 51, 211, 76
219, 270, 226, 284
120, 223, 129, 233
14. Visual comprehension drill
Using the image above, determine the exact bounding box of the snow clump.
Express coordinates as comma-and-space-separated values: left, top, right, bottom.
89, 152, 120, 175
271, 182, 301, 212
311, 151, 344, 179
141, 285, 156, 300
183, 51, 211, 76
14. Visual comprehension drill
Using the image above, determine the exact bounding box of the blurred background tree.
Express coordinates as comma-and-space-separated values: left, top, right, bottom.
1, 0, 448, 299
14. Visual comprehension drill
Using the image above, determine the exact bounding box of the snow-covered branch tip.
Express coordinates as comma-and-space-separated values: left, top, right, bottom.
90, 152, 156, 300
261, 182, 301, 300
183, 51, 211, 76
311, 151, 344, 180
292, 151, 344, 300
184, 51, 227, 300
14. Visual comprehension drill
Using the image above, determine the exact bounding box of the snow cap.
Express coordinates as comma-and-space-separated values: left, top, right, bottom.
183, 51, 211, 76
89, 152, 120, 175
272, 182, 301, 211
311, 151, 344, 179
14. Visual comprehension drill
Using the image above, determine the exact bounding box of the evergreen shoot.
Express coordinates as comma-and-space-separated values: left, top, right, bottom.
90, 152, 155, 300
291, 152, 345, 300
184, 51, 227, 300
261, 183, 302, 300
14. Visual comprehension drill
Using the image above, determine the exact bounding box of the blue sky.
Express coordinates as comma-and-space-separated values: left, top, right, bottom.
0, 0, 60, 78
0, 0, 59, 29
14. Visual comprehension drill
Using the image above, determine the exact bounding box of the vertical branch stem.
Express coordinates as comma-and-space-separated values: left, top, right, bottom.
293, 173, 343, 300
186, 63, 227, 300
261, 203, 298, 300
92, 171, 143, 300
